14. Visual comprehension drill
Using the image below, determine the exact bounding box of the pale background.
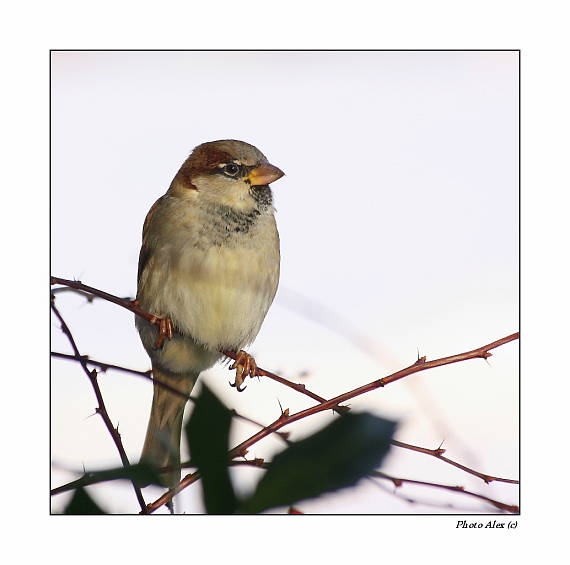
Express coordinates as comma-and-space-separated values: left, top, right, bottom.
50, 50, 519, 514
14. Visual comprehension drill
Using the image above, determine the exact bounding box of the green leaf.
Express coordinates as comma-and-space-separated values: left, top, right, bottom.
52, 463, 163, 495
87, 463, 163, 488
63, 487, 106, 514
185, 385, 237, 514
240, 412, 397, 514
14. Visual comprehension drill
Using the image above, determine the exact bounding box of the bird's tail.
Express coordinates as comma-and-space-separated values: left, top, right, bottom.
140, 365, 199, 488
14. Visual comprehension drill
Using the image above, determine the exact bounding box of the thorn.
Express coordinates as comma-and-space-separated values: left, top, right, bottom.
276, 399, 290, 417
166, 499, 175, 514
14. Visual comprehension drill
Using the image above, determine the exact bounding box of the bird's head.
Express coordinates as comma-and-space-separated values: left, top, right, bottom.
170, 139, 284, 211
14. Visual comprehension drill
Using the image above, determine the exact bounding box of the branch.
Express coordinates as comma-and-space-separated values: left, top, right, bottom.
390, 440, 519, 485
378, 333, 519, 387
51, 277, 349, 414
372, 471, 519, 513
52, 351, 152, 378
51, 277, 519, 513
370, 478, 488, 513
147, 331, 518, 512
225, 333, 519, 460
50, 298, 147, 512
143, 459, 517, 515
51, 276, 148, 320
51, 458, 267, 497
51, 350, 291, 446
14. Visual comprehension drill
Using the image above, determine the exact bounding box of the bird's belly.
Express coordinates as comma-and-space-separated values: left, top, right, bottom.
160, 243, 279, 351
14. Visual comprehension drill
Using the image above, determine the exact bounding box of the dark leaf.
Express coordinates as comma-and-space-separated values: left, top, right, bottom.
125, 462, 164, 488
241, 412, 397, 514
185, 385, 237, 514
53, 463, 163, 494
63, 487, 106, 514
91, 463, 163, 488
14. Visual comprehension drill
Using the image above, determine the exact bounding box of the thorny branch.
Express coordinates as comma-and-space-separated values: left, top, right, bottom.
50, 277, 346, 412
50, 298, 147, 512
51, 458, 267, 497
371, 471, 519, 513
51, 277, 519, 514
142, 458, 517, 515
223, 333, 519, 459
51, 350, 291, 445
390, 439, 519, 485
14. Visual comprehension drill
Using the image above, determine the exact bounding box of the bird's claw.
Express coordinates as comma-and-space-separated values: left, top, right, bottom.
229, 379, 247, 392
228, 350, 257, 392
150, 316, 174, 349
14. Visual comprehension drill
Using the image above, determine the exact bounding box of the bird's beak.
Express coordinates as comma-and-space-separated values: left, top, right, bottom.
247, 163, 285, 186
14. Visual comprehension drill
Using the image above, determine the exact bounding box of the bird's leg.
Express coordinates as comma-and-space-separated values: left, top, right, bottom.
149, 315, 174, 350
228, 350, 257, 392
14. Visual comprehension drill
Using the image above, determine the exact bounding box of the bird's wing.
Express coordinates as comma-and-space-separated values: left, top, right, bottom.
137, 196, 164, 285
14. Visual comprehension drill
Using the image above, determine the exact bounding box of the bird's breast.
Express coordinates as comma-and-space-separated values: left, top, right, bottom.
142, 213, 280, 351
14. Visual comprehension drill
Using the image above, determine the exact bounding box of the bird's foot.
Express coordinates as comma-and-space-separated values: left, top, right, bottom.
228, 350, 257, 392
149, 315, 174, 349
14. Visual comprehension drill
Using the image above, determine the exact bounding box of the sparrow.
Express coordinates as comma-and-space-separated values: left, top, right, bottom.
135, 140, 284, 489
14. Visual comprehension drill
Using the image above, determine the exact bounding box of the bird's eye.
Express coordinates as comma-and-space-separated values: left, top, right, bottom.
223, 163, 241, 177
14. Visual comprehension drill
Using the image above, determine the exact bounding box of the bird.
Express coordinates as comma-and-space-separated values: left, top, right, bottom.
135, 139, 284, 489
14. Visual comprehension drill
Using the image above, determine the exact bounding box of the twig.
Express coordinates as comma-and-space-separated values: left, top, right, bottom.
51, 277, 519, 513
51, 350, 291, 445
52, 351, 152, 377
372, 471, 519, 513
51, 458, 268, 497
152, 327, 518, 512
221, 350, 350, 415
143, 458, 517, 515
51, 277, 149, 320
225, 333, 519, 460
390, 440, 518, 485
50, 298, 147, 512
377, 333, 519, 387
52, 277, 350, 415
370, 478, 480, 513
369, 476, 506, 514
